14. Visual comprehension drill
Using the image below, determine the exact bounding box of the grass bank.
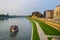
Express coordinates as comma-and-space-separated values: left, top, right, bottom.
48, 37, 52, 40
28, 18, 40, 40
34, 19, 60, 35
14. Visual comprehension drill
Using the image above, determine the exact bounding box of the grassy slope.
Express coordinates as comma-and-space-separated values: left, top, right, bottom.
34, 19, 60, 35
28, 18, 40, 40
48, 37, 52, 40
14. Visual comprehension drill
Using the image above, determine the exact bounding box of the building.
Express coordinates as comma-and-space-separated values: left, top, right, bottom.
44, 10, 54, 19
54, 5, 60, 20
32, 11, 43, 18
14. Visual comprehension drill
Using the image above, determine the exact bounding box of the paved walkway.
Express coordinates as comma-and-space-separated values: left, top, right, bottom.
47, 35, 60, 37
31, 22, 33, 40
33, 20, 48, 40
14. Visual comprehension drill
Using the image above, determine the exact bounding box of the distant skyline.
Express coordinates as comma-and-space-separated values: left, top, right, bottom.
0, 0, 60, 15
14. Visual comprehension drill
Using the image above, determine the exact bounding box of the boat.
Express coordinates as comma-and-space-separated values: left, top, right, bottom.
10, 25, 19, 33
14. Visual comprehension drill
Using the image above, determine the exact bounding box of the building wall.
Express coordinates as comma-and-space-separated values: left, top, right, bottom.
54, 6, 60, 20
44, 10, 54, 19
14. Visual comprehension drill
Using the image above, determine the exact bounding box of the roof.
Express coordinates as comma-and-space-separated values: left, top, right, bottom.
56, 5, 60, 7
44, 10, 54, 12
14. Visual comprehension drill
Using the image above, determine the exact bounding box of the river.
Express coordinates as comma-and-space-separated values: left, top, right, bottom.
0, 18, 32, 40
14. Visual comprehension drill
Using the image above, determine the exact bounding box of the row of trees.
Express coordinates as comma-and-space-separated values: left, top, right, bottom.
28, 11, 44, 18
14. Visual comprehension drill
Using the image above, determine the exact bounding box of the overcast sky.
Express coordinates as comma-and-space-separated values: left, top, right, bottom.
0, 0, 60, 15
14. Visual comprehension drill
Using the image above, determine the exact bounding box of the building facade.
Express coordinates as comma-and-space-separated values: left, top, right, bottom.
44, 10, 54, 19
54, 5, 60, 20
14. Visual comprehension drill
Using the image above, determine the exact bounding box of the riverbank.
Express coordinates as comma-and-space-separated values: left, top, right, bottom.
28, 17, 60, 39
34, 19, 60, 35
28, 18, 40, 40
30, 17, 60, 40
32, 20, 48, 40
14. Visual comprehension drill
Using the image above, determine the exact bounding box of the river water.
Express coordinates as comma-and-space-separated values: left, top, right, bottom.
0, 18, 32, 40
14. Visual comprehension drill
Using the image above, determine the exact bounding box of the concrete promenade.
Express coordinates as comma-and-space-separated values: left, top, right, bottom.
33, 20, 48, 40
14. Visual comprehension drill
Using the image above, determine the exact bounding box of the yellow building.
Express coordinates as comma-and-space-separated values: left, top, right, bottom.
54, 5, 60, 20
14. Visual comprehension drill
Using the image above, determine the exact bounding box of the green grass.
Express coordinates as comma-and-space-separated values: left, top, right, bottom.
28, 18, 40, 40
48, 37, 52, 40
34, 19, 60, 35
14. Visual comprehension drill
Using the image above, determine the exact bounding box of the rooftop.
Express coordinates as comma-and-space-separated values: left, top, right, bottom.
56, 5, 60, 7
44, 10, 54, 12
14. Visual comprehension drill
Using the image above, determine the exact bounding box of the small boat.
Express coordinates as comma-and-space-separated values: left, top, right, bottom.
10, 25, 19, 33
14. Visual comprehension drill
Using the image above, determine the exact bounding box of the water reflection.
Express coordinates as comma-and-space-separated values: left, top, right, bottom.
10, 32, 18, 37
0, 18, 8, 20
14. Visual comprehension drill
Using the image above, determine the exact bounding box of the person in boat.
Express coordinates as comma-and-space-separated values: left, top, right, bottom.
10, 25, 19, 33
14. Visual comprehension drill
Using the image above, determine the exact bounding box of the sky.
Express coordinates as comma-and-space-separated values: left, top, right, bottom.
0, 0, 60, 15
